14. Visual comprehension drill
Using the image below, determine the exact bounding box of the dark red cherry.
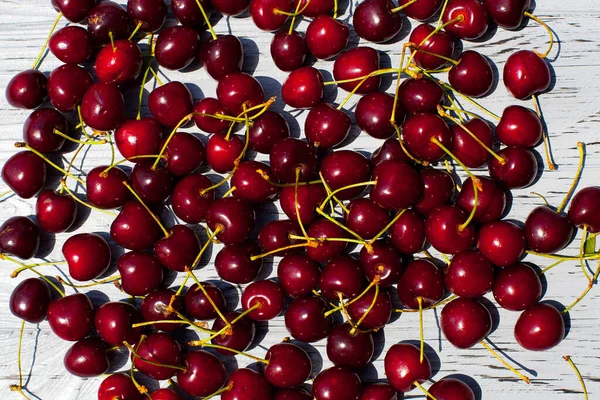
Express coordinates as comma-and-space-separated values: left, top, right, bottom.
524, 206, 574, 254
176, 350, 227, 397
282, 66, 324, 109
128, 0, 167, 32
185, 282, 226, 320
313, 366, 362, 400
86, 165, 131, 209
171, 0, 210, 29
409, 23, 456, 70
110, 201, 163, 250
117, 251, 164, 296
306, 15, 349, 59
193, 97, 231, 134
271, 30, 307, 72
285, 296, 334, 342
333, 46, 381, 94
5, 70, 47, 110
294, 0, 334, 17
249, 111, 290, 153
217, 72, 265, 115
360, 240, 403, 287
446, 250, 494, 298
242, 279, 285, 320
115, 118, 163, 161
151, 388, 181, 400
265, 342, 312, 388
49, 26, 92, 64
154, 225, 200, 272
496, 105, 542, 148
211, 0, 250, 15
569, 187, 600, 233
81, 83, 125, 131
320, 150, 372, 200
425, 205, 475, 254
10, 278, 51, 323
483, 0, 531, 29
345, 198, 390, 240
2, 151, 45, 199
504, 50, 551, 100
149, 81, 194, 128
63, 233, 111, 281
171, 173, 215, 223
23, 108, 67, 153
441, 297, 492, 348
305, 102, 350, 149
155, 25, 201, 70
98, 373, 143, 400
320, 255, 365, 300
389, 209, 426, 255
398, 78, 445, 114
201, 35, 244, 80
456, 176, 507, 224
347, 286, 392, 330
442, 0, 489, 40
270, 137, 318, 183
133, 332, 183, 380
488, 147, 538, 189
95, 40, 143, 85
131, 163, 173, 205
207, 197, 255, 245
51, 0, 95, 23
451, 118, 493, 168
210, 311, 256, 355
64, 337, 109, 377
493, 263, 542, 311
514, 303, 565, 351
205, 133, 244, 173
402, 113, 452, 162
429, 378, 475, 400
222, 368, 271, 400
371, 137, 411, 167
215, 241, 263, 284
397, 259, 444, 309
87, 1, 131, 45
278, 253, 321, 298
384, 343, 431, 392
47, 293, 94, 341
477, 220, 525, 267
47, 64, 93, 112
257, 219, 301, 257
360, 383, 398, 400
326, 323, 374, 368
160, 132, 205, 176
449, 50, 494, 98
94, 302, 143, 347
306, 218, 349, 263
0, 216, 40, 260
397, 0, 442, 20
414, 168, 455, 216
370, 160, 422, 210
250, 0, 292, 32
353, 0, 402, 43
279, 183, 326, 225
141, 289, 185, 331
275, 388, 313, 400
355, 92, 406, 139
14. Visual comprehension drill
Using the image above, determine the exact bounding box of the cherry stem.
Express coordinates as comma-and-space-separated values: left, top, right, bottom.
324, 277, 380, 318
102, 154, 165, 176
109, 31, 116, 52
223, 186, 236, 197
418, 297, 424, 363
9, 320, 31, 400
333, 0, 338, 18
391, 44, 412, 125
152, 113, 194, 170
369, 209, 407, 245
274, 0, 311, 16
337, 292, 358, 331
350, 282, 379, 334
335, 68, 402, 111
318, 171, 347, 214
526, 250, 599, 261
191, 303, 262, 346
480, 339, 531, 384
171, 308, 216, 334
295, 168, 309, 239
32, 12, 62, 70
53, 129, 107, 145
317, 208, 365, 242
394, 124, 428, 166
445, 98, 468, 123
530, 192, 550, 207
194, 111, 246, 123
149, 67, 163, 86
131, 319, 212, 333
224, 97, 277, 141
200, 343, 269, 364
391, 0, 417, 13
288, 0, 305, 36
250, 242, 311, 261
556, 142, 585, 213
532, 94, 557, 170
124, 340, 187, 372
203, 384, 234, 400
129, 336, 150, 396
288, 234, 367, 249
524, 12, 554, 58
539, 259, 566, 275
0, 189, 13, 199
395, 294, 458, 313
194, 0, 216, 40
437, 0, 450, 28
318, 181, 377, 211
128, 21, 143, 41
3, 255, 67, 297
122, 181, 170, 238
579, 225, 592, 283
413, 48, 459, 65
413, 382, 438, 400
186, 270, 231, 327
563, 356, 589, 399
189, 226, 222, 270
404, 16, 463, 69
56, 275, 120, 288
137, 60, 154, 120
60, 180, 118, 217
424, 66, 453, 73
14, 143, 85, 185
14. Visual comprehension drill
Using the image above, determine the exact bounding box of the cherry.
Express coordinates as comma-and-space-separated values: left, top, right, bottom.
242, 279, 285, 320
205, 133, 244, 173
282, 66, 324, 109
356, 92, 406, 139
210, 311, 256, 355
320, 255, 365, 300
271, 30, 307, 72
141, 288, 185, 331
257, 219, 302, 256
51, 0, 95, 23
371, 137, 411, 167
402, 113, 452, 162
160, 132, 205, 176
217, 72, 265, 115
524, 206, 574, 254
2, 151, 45, 199
306, 218, 349, 263
370, 160, 422, 210
171, 0, 210, 29
23, 108, 67, 153
306, 15, 349, 59
275, 388, 313, 400
294, 0, 334, 17
305, 102, 350, 149
410, 23, 456, 70
569, 186, 600, 232
211, 0, 250, 16
333, 47, 381, 94
86, 1, 131, 45
494, 263, 542, 311
397, 0, 443, 20
448, 51, 493, 98
277, 253, 321, 298
63, 233, 111, 281
81, 83, 125, 131
10, 278, 51, 323
148, 81, 194, 128
488, 147, 538, 189
110, 201, 163, 250
347, 286, 392, 330
504, 50, 551, 100
426, 205, 475, 254
222, 368, 272, 400
320, 150, 372, 200
313, 366, 362, 400
345, 198, 390, 239
280, 183, 326, 225
47, 64, 93, 112
442, 0, 489, 40
250, 0, 292, 32
207, 197, 256, 245
201, 35, 244, 80
130, 163, 173, 205
5, 70, 47, 109
414, 168, 455, 216
95, 40, 143, 85
64, 337, 109, 377
397, 259, 445, 309
384, 343, 431, 392
353, 0, 402, 43
326, 322, 374, 368
152, 388, 181, 400
94, 301, 143, 347
193, 98, 231, 134
496, 105, 543, 148
285, 296, 334, 342
514, 303, 565, 351
155, 25, 201, 70
264, 342, 312, 387
456, 176, 507, 224
49, 26, 92, 64
445, 250, 494, 298
441, 297, 492, 348
171, 174, 215, 223
133, 332, 183, 380
215, 241, 263, 284
483, 0, 531, 29
86, 166, 131, 209
429, 378, 475, 400
389, 209, 426, 255
360, 240, 403, 287
477, 220, 525, 267
249, 111, 290, 153
185, 281, 226, 320
270, 137, 318, 183
398, 78, 445, 114
115, 118, 163, 161
128, 0, 167, 32
47, 293, 94, 341
117, 251, 164, 296
154, 225, 200, 272
0, 216, 41, 259
176, 350, 227, 397
98, 373, 143, 400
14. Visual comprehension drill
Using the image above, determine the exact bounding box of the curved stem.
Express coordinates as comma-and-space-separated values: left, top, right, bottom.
250, 242, 310, 261
9, 320, 31, 400
3, 255, 66, 297
350, 283, 379, 334
288, 0, 304, 35
194, 0, 216, 40
131, 319, 211, 332
316, 208, 365, 242
391, 44, 411, 125
391, 0, 417, 13
325, 68, 400, 86
189, 226, 222, 270
404, 16, 463, 68
152, 114, 193, 170
137, 61, 153, 120
413, 382, 438, 400
61, 141, 87, 190
274, 0, 311, 16
289, 234, 366, 247
124, 340, 187, 372
480, 339, 530, 384
187, 270, 230, 327
324, 277, 380, 317
53, 129, 107, 145
532, 94, 557, 170
32, 12, 62, 70
191, 303, 261, 346
530, 192, 550, 207
129, 337, 150, 396
200, 343, 269, 364
57, 275, 120, 288
337, 68, 401, 110
556, 142, 585, 213
394, 124, 428, 166
102, 155, 165, 176
60, 181, 118, 217
122, 181, 170, 237
437, 0, 450, 28
333, 0, 338, 18
319, 171, 347, 214
524, 12, 554, 58
15, 143, 85, 185
418, 297, 424, 363
369, 209, 406, 244
563, 356, 588, 400
295, 168, 309, 239
203, 384, 233, 400
318, 181, 377, 211
539, 259, 566, 275
579, 226, 592, 282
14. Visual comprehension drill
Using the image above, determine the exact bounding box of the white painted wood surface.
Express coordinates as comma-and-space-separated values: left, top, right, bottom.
0, 1, 599, 399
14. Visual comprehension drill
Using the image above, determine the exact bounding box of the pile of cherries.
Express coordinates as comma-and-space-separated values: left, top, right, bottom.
3, 0, 600, 399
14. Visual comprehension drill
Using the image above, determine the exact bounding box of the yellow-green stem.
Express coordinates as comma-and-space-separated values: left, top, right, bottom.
122, 181, 170, 237
32, 12, 63, 70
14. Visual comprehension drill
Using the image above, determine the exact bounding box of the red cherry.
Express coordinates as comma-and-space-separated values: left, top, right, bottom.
264, 342, 312, 387
320, 255, 365, 300
221, 368, 272, 400
493, 263, 542, 311
274, 388, 313, 400
488, 147, 538, 189
514, 303, 565, 351
154, 225, 200, 272
270, 137, 318, 183
425, 205, 475, 254
115, 117, 164, 161
306, 218, 349, 263
51, 0, 95, 23
477, 220, 525, 267
397, 0, 442, 20
47, 293, 94, 341
360, 383, 398, 400
98, 373, 143, 400
282, 66, 324, 109
215, 241, 263, 284
2, 151, 46, 199
371, 137, 411, 167
10, 278, 51, 323
155, 25, 201, 70
193, 98, 231, 134
397, 259, 444, 309
359, 240, 403, 287
327, 323, 374, 368
402, 113, 452, 162
294, 0, 334, 17
442, 0, 489, 40
257, 219, 302, 257
171, 173, 215, 223
305, 102, 350, 149
242, 279, 285, 320
171, 0, 210, 29
131, 163, 174, 205
398, 77, 445, 114
95, 40, 143, 85
211, 0, 250, 15
185, 281, 226, 320
503, 50, 551, 100
5, 70, 47, 110
249, 111, 290, 153
176, 350, 227, 397
63, 233, 111, 281
313, 366, 362, 400
347, 286, 392, 330
110, 201, 163, 250
333, 47, 381, 94
306, 15, 349, 59
64, 337, 109, 377
409, 23, 456, 70
160, 131, 205, 176
86, 166, 131, 209
429, 378, 475, 400
201, 35, 244, 80
496, 105, 542, 148
0, 216, 41, 260
389, 209, 426, 255
320, 150, 372, 200
370, 160, 422, 210
86, 1, 130, 45
94, 301, 143, 347
449, 50, 494, 97
210, 311, 256, 355
49, 26, 92, 64
81, 83, 125, 131
483, 0, 531, 29
451, 118, 493, 167
441, 297, 492, 348
356, 92, 406, 139
414, 168, 455, 216
285, 296, 334, 342
207, 197, 256, 245
277, 253, 321, 298
141, 289, 185, 331
217, 72, 265, 115
279, 183, 326, 225
205, 133, 244, 173
128, 0, 167, 32
151, 388, 181, 400
47, 64, 93, 112
456, 176, 507, 224
524, 206, 574, 254
133, 332, 183, 380
384, 343, 431, 392
445, 250, 494, 298
271, 30, 307, 72
353, 0, 402, 43
568, 186, 600, 233
117, 251, 164, 296
250, 0, 292, 32
148, 81, 194, 128
345, 198, 390, 240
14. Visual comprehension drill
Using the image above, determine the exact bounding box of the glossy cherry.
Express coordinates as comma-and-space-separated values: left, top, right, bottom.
425, 205, 475, 254
399, 78, 445, 114
282, 66, 324, 109
154, 225, 200, 272
176, 350, 227, 397
429, 378, 475, 400
483, 0, 531, 29
371, 137, 411, 167
477, 220, 525, 267
210, 311, 256, 355
5, 70, 47, 109
277, 253, 321, 298
384, 343, 431, 392
359, 240, 403, 287
49, 26, 92, 64
257, 219, 301, 257
326, 322, 374, 368
356, 92, 406, 139
215, 241, 263, 284
185, 281, 226, 320
221, 368, 271, 400
171, 0, 210, 29
504, 50, 551, 100
128, 0, 167, 32
250, 0, 292, 32
441, 297, 492, 348
306, 218, 349, 263
414, 168, 455, 216
217, 72, 265, 115
171, 174, 215, 223
345, 198, 390, 240
94, 302, 143, 347
488, 147, 538, 189
86, 166, 131, 209
449, 50, 494, 97
496, 105, 543, 147
47, 293, 94, 341
313, 366, 362, 400
389, 210, 426, 255
110, 201, 163, 250
410, 23, 456, 70
207, 197, 256, 245
442, 0, 489, 40
115, 118, 163, 161
117, 251, 164, 296
23, 108, 67, 153
155, 26, 201, 70
97, 373, 143, 400
249, 111, 290, 153
270, 138, 318, 183
347, 286, 392, 330
0, 216, 41, 259
353, 0, 402, 43
148, 81, 194, 128
205, 133, 244, 173
264, 342, 312, 388
524, 206, 574, 254
280, 183, 326, 225
320, 255, 365, 300
130, 163, 173, 205
141, 289, 185, 332
2, 151, 45, 199
397, 259, 445, 309
446, 250, 494, 298
152, 388, 182, 400
242, 279, 285, 320
514, 303, 565, 351
295, 0, 334, 17
193, 97, 231, 134
306, 15, 349, 59
320, 150, 372, 200
493, 263, 542, 311
64, 337, 109, 377
305, 102, 350, 149
568, 186, 600, 233
95, 40, 143, 85
51, 0, 95, 23
10, 278, 51, 323
402, 113, 452, 162
333, 47, 381, 94
47, 64, 93, 112
457, 176, 507, 223
160, 132, 205, 176
271, 30, 307, 72
370, 160, 422, 210
63, 233, 111, 281
133, 332, 183, 380
201, 35, 244, 80
86, 1, 130, 45
80, 82, 125, 131
284, 296, 334, 342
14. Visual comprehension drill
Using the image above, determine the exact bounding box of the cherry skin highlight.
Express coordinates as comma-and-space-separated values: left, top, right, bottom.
384, 343, 431, 392
10, 278, 51, 323
493, 263, 542, 311
441, 297, 492, 348
313, 366, 363, 400
514, 303, 565, 351
0, 216, 41, 259
271, 29, 307, 72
